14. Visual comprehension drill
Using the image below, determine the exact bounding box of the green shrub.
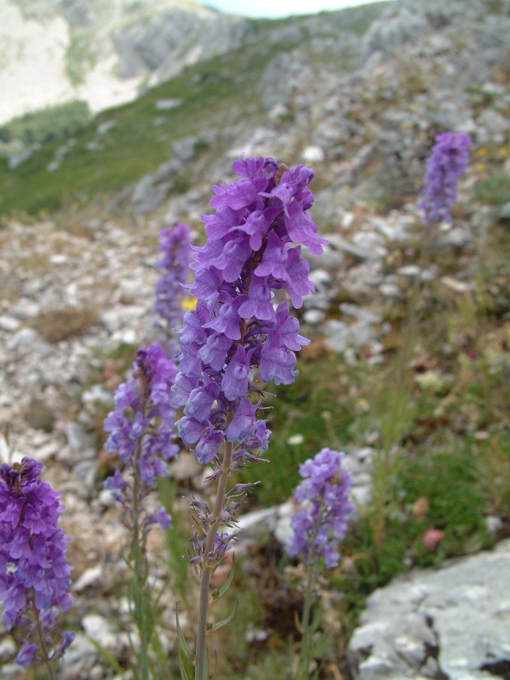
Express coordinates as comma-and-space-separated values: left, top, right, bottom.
66, 34, 96, 86
475, 173, 510, 205
24, 398, 56, 432
0, 101, 90, 145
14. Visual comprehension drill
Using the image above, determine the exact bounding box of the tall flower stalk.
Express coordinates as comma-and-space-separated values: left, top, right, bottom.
286, 449, 353, 680
173, 156, 325, 679
0, 458, 75, 678
370, 133, 472, 552
103, 343, 178, 680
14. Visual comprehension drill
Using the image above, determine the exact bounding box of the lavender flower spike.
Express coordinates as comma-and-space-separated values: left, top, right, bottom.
0, 458, 74, 668
154, 221, 193, 335
104, 343, 178, 529
419, 131, 472, 225
287, 448, 354, 569
175, 156, 325, 470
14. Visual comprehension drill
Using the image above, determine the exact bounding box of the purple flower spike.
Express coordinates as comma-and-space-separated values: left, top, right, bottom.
419, 131, 472, 225
286, 449, 354, 569
103, 343, 177, 529
154, 221, 193, 336
175, 157, 323, 470
0, 458, 74, 666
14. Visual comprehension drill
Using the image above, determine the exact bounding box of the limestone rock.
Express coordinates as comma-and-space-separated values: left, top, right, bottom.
348, 539, 510, 680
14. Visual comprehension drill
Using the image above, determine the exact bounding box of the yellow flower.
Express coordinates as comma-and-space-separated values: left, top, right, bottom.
181, 297, 197, 311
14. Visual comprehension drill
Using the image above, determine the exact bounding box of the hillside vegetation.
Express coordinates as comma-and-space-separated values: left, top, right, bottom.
0, 2, 387, 215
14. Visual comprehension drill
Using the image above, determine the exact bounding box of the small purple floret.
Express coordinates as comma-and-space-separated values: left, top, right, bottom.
15, 642, 38, 667
419, 131, 472, 225
286, 449, 354, 569
147, 507, 173, 530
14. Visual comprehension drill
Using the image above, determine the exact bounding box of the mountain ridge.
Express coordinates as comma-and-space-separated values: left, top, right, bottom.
0, 0, 393, 126
0, 0, 250, 124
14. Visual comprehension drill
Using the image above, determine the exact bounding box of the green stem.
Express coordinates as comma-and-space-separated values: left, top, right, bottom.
372, 246, 422, 550
194, 438, 234, 680
132, 444, 151, 680
296, 564, 316, 680
31, 599, 57, 680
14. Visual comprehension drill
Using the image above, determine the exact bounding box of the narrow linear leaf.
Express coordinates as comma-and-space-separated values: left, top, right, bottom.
153, 575, 170, 609
211, 648, 219, 680
217, 553, 236, 600
131, 663, 141, 680
293, 608, 303, 633
310, 605, 322, 634
150, 629, 167, 671
179, 648, 194, 680
176, 602, 192, 660
122, 626, 141, 678
88, 637, 125, 675
210, 600, 239, 632
310, 631, 331, 657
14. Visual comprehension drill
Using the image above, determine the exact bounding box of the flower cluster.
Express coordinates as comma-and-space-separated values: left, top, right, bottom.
174, 156, 326, 468
0, 458, 74, 666
104, 343, 179, 528
286, 448, 353, 569
154, 221, 193, 335
419, 131, 472, 225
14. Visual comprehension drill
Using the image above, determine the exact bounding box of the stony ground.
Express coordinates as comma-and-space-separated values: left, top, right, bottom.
0, 169, 507, 679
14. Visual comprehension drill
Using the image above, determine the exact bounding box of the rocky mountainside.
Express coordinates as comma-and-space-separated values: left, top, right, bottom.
1, 0, 509, 215
0, 0, 394, 125
0, 0, 389, 211
1, 0, 510, 678
0, 0, 251, 123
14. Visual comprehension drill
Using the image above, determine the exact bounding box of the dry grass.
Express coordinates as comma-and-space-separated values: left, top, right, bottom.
24, 397, 55, 432
35, 305, 100, 342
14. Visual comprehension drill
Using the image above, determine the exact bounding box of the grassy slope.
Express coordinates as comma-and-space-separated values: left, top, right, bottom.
0, 1, 389, 216
0, 46, 271, 214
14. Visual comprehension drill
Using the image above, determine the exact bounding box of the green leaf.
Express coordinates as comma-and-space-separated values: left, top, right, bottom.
218, 553, 236, 600
88, 637, 125, 675
210, 600, 239, 632
310, 631, 331, 657
176, 602, 195, 679
178, 647, 194, 680
150, 628, 168, 672
310, 605, 322, 634
293, 608, 303, 633
176, 602, 192, 659
210, 649, 218, 680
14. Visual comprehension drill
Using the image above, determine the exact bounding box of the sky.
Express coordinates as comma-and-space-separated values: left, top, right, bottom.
205, 0, 392, 19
